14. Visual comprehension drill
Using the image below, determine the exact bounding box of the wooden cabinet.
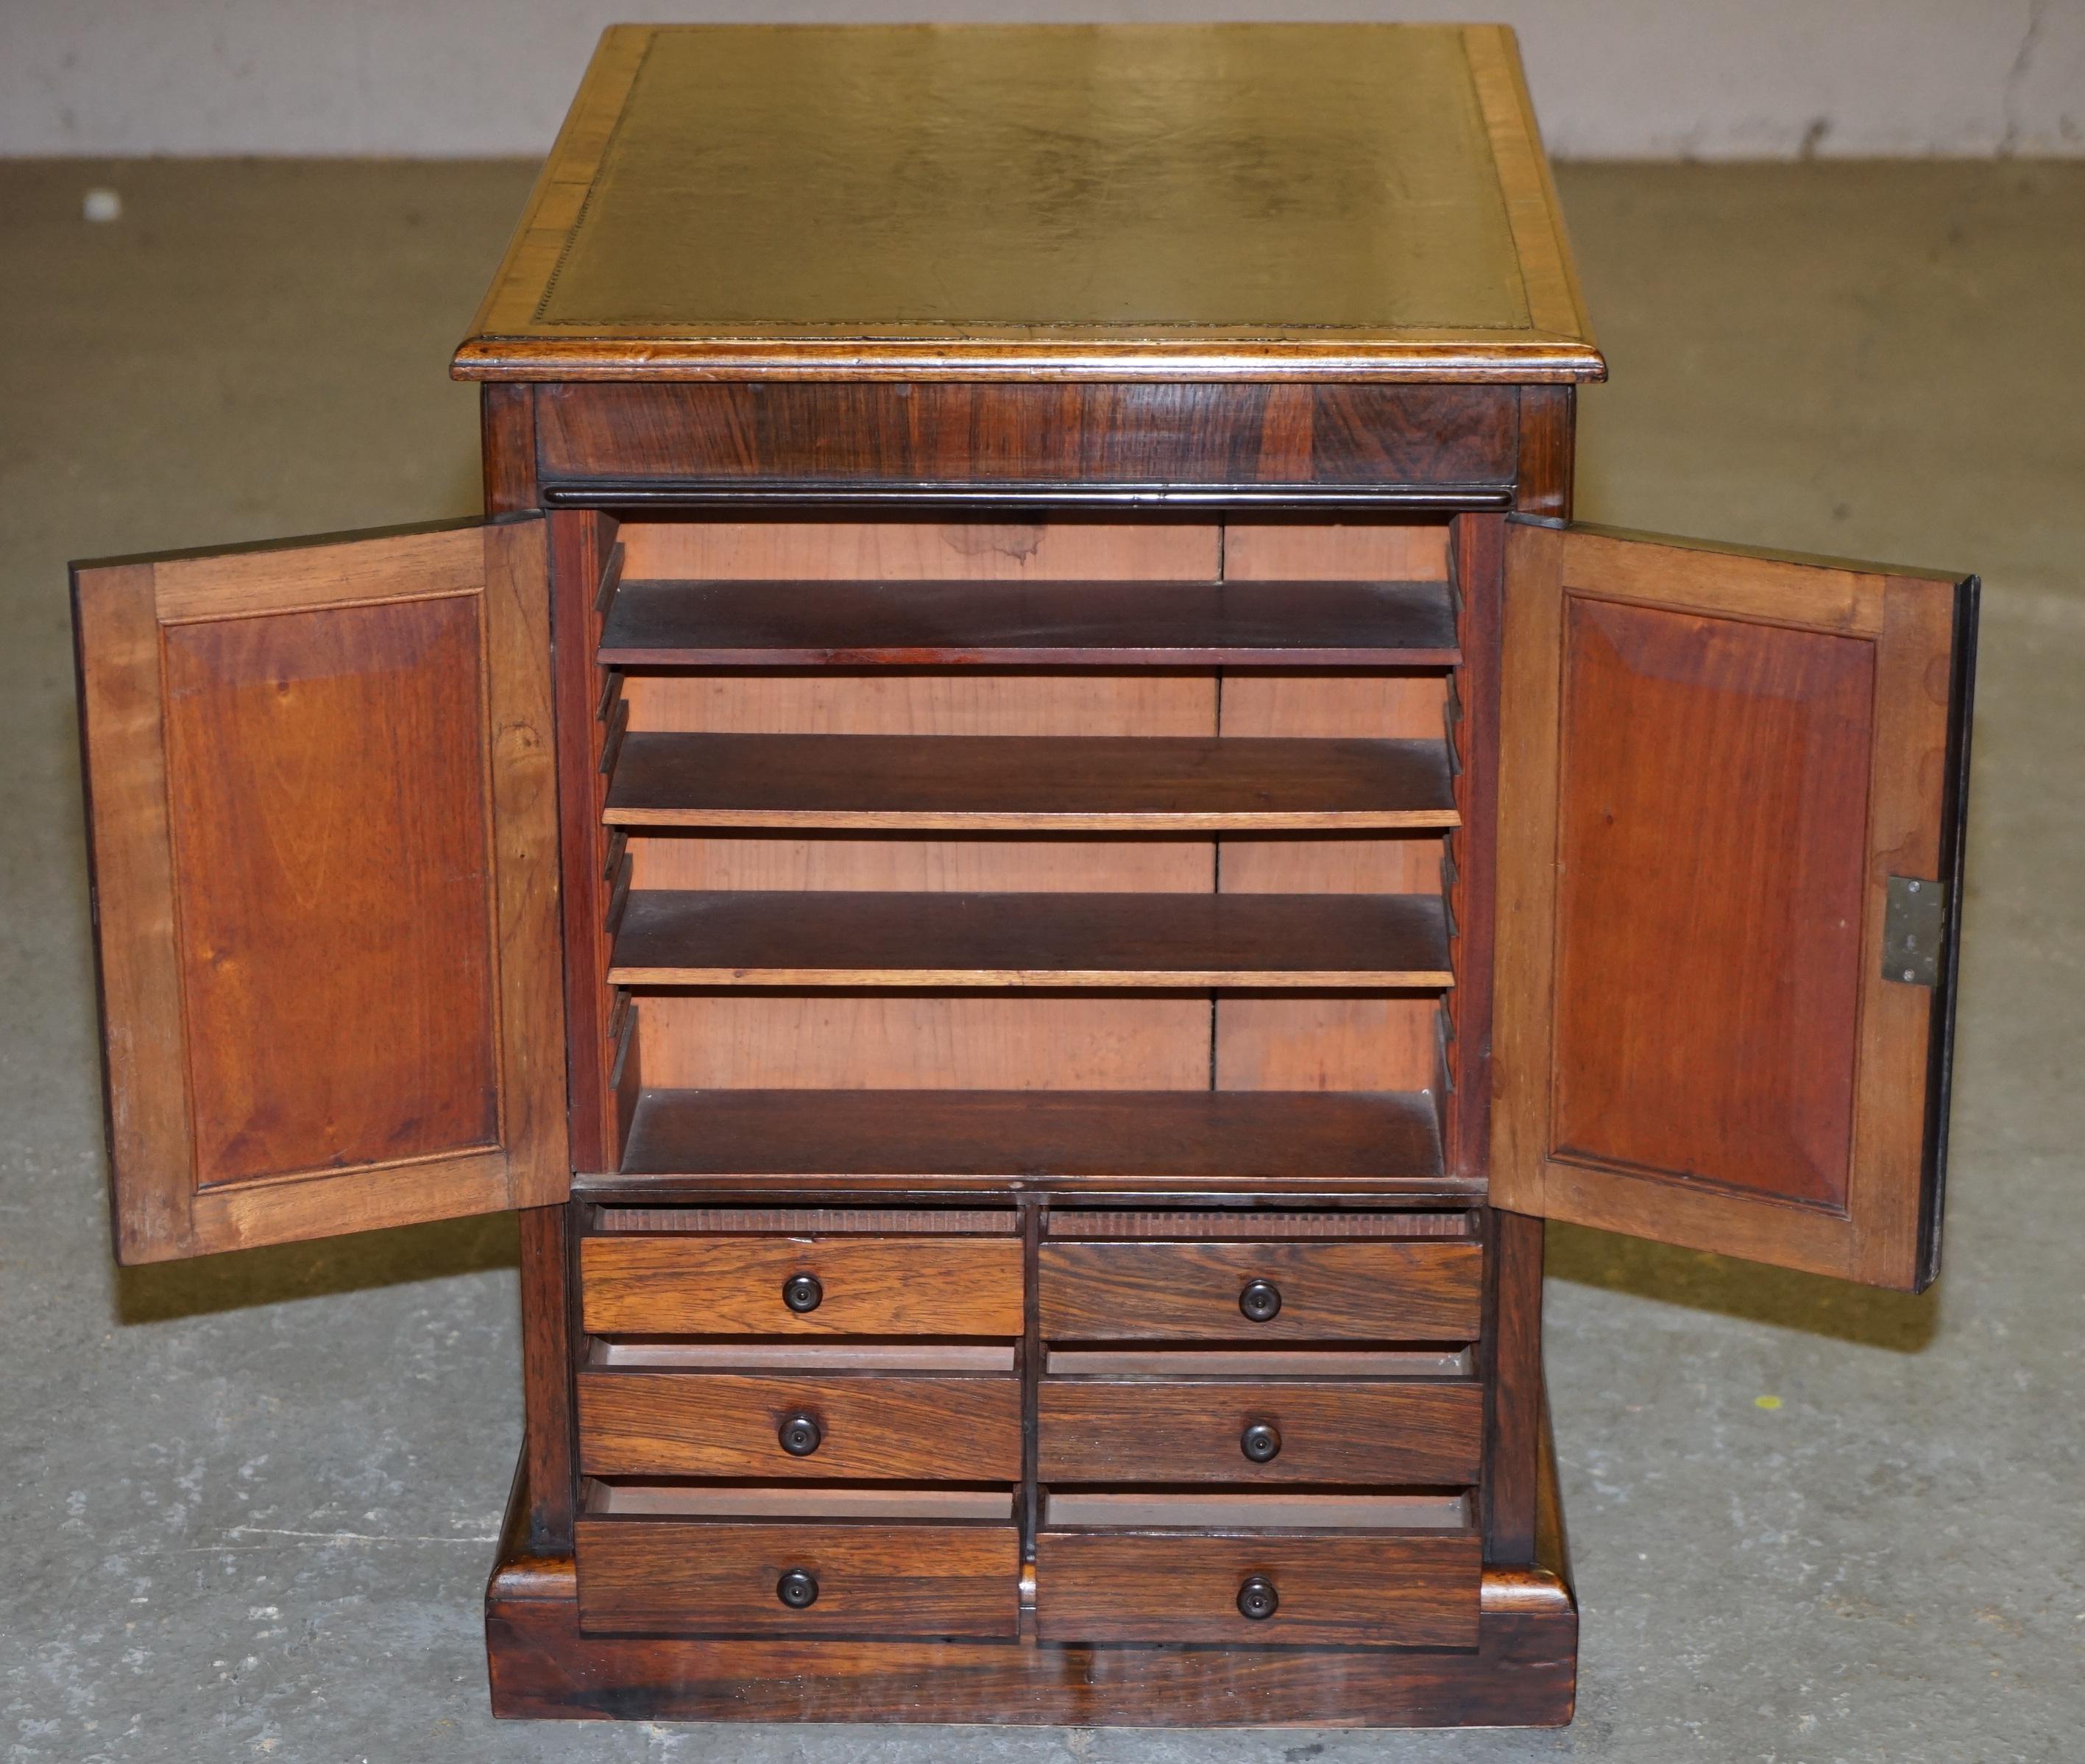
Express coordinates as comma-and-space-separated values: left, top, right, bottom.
67, 22, 1975, 1731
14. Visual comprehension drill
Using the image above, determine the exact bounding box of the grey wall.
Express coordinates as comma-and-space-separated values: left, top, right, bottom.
2, 1, 2081, 160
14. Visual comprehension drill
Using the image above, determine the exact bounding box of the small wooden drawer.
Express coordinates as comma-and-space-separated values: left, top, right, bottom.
1038, 1378, 1482, 1485
576, 1488, 1019, 1638
1034, 1493, 1479, 1648
1036, 1239, 1482, 1342
581, 1233, 1024, 1336
578, 1370, 1022, 1480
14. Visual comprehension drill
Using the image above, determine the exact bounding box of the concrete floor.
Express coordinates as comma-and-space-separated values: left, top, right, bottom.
1, 158, 2081, 1763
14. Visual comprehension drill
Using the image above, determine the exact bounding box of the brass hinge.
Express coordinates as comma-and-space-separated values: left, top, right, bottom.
1883, 876, 1947, 986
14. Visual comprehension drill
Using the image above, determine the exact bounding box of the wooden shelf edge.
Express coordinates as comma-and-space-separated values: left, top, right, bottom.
596, 1088, 1453, 1189
608, 890, 1454, 991
606, 966, 1456, 989
598, 645, 1465, 668
602, 732, 1463, 831
595, 578, 1465, 670
603, 809, 1462, 831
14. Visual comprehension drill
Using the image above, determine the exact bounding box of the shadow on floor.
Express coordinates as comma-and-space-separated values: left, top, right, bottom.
1545, 1221, 1940, 1351
113, 1208, 520, 1323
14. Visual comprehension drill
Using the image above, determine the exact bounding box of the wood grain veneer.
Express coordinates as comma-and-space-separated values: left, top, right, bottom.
488, 1597, 1576, 1725
1033, 1529, 1481, 1647
1037, 1241, 1483, 1343
578, 1371, 1022, 1479
581, 1235, 1024, 1337
531, 382, 1523, 490
1038, 1379, 1482, 1485
576, 1518, 1020, 1637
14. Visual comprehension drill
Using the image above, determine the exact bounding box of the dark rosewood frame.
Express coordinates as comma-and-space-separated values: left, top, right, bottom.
478, 376, 1576, 1726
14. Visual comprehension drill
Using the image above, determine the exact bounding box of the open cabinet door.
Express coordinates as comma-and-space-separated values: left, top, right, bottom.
1493, 521, 1976, 1291
73, 520, 567, 1264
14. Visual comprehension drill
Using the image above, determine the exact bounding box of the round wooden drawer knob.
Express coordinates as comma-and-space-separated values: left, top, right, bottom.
1237, 1576, 1279, 1621
1238, 1279, 1282, 1323
779, 1413, 824, 1457
1240, 1422, 1282, 1463
776, 1568, 819, 1609
782, 1272, 824, 1314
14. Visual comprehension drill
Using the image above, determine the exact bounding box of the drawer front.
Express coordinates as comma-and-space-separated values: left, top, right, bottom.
581, 1236, 1024, 1336
1033, 1530, 1481, 1647
578, 1371, 1022, 1480
1038, 1380, 1482, 1485
1037, 1241, 1482, 1342
576, 1519, 1020, 1637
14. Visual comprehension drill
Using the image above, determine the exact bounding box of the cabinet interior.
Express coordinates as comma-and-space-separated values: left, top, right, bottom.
578, 509, 1472, 1196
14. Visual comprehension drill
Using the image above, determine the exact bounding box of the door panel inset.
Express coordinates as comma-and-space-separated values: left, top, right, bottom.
164, 595, 503, 1187
1551, 597, 1874, 1211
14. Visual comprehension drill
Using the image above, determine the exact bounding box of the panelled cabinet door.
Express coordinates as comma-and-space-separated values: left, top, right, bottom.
1492, 520, 1977, 1291
73, 519, 568, 1264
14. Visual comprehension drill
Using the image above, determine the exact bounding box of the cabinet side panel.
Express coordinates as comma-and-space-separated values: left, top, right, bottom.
1482, 1207, 1543, 1562
481, 392, 579, 1550
482, 383, 542, 517
1512, 386, 1573, 520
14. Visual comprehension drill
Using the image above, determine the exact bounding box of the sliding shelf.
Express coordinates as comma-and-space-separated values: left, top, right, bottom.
603, 732, 1461, 831
597, 578, 1459, 668
589, 1089, 1456, 1194
607, 890, 1453, 989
